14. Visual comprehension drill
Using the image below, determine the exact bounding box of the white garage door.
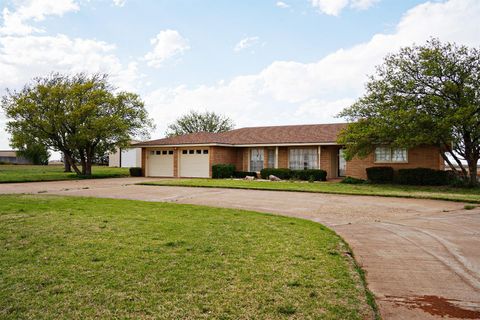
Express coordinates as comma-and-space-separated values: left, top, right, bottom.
147, 150, 174, 177
180, 149, 210, 178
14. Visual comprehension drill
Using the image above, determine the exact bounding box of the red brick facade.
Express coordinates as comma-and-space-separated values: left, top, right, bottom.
142, 144, 444, 179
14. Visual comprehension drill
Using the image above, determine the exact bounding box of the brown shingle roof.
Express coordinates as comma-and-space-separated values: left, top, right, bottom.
135, 123, 347, 146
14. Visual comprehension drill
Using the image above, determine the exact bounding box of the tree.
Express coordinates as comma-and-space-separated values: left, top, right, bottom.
15, 143, 50, 165
338, 39, 480, 186
2, 73, 154, 176
165, 110, 234, 137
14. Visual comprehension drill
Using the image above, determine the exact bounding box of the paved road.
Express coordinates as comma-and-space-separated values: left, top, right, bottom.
1, 178, 479, 319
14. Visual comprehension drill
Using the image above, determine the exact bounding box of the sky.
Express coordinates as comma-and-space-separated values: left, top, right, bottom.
0, 0, 479, 159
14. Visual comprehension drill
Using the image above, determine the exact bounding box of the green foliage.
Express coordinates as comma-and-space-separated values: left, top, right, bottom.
396, 168, 451, 186
293, 169, 327, 181
338, 39, 480, 186
341, 176, 367, 184
212, 164, 235, 178
15, 143, 50, 165
260, 168, 327, 181
260, 168, 292, 180
129, 167, 143, 177
1, 73, 154, 177
366, 167, 394, 183
233, 171, 257, 178
166, 110, 235, 137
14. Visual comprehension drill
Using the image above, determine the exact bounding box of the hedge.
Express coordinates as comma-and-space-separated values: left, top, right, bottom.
366, 166, 394, 183
233, 171, 257, 178
260, 168, 292, 180
129, 167, 142, 177
292, 169, 327, 181
212, 164, 235, 179
260, 168, 327, 181
341, 176, 366, 184
396, 168, 451, 186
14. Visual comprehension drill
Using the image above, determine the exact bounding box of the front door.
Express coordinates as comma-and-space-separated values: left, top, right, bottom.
338, 149, 346, 177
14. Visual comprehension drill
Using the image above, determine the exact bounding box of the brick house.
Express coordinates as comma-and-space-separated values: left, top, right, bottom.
134, 123, 444, 179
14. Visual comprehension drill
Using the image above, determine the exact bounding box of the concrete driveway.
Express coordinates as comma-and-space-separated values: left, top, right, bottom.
1, 177, 479, 319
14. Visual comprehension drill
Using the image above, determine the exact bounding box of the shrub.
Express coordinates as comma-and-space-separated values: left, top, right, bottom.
260, 168, 292, 180
233, 171, 257, 178
129, 167, 142, 177
366, 166, 394, 183
292, 169, 327, 181
212, 164, 235, 179
396, 168, 451, 186
341, 176, 366, 184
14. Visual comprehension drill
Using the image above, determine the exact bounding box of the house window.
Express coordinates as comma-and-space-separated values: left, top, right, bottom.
203, 150, 209, 154
182, 150, 187, 154
196, 150, 202, 154
162, 150, 167, 155
250, 148, 264, 172
156, 151, 161, 155
375, 147, 407, 163
267, 148, 275, 168
289, 148, 318, 170
189, 150, 194, 154
168, 150, 174, 155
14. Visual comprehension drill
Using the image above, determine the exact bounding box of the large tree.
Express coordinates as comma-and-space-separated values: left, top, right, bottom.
166, 110, 234, 137
2, 73, 154, 176
338, 39, 480, 186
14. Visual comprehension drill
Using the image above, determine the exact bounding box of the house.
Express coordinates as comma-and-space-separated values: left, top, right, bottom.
133, 123, 444, 179
108, 140, 142, 168
0, 150, 32, 164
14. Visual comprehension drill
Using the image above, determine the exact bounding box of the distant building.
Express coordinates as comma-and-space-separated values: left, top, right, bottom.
0, 150, 32, 164
108, 141, 142, 168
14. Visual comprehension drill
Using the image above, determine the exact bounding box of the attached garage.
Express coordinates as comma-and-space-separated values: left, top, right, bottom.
180, 149, 210, 178
147, 150, 174, 177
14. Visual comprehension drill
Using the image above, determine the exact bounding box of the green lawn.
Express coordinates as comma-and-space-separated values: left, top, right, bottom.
141, 179, 480, 203
0, 195, 376, 319
0, 165, 129, 183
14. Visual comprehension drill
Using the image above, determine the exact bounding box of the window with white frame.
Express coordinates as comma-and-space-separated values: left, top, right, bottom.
289, 148, 318, 170
250, 148, 264, 172
267, 148, 275, 168
375, 147, 407, 163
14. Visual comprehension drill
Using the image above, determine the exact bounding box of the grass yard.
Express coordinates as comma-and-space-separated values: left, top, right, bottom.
142, 179, 480, 203
0, 165, 129, 183
0, 195, 376, 320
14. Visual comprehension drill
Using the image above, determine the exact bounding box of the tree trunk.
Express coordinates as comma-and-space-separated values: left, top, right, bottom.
85, 154, 92, 176
79, 150, 87, 176
468, 160, 478, 187
64, 156, 72, 172
64, 152, 81, 175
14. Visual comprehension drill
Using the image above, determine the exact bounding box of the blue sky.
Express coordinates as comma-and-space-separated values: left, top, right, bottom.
1, 0, 479, 156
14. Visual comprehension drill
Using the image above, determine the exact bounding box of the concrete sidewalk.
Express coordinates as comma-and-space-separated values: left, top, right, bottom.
1, 178, 479, 319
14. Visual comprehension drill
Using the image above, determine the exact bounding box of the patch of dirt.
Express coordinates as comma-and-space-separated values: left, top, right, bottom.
386, 295, 480, 319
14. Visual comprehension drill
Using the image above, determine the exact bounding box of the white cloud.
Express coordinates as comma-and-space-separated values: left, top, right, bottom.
234, 36, 260, 52
112, 0, 126, 7
144, 0, 480, 138
144, 29, 190, 68
0, 34, 142, 91
309, 0, 379, 16
0, 0, 79, 35
276, 1, 290, 9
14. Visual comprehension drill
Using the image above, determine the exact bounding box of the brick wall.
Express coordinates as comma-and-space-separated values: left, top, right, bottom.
345, 145, 444, 179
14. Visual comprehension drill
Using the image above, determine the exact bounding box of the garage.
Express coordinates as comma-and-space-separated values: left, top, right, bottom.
147, 150, 174, 177
180, 149, 210, 178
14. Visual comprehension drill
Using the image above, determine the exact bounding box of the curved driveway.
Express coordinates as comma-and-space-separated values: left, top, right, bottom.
1, 177, 480, 319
